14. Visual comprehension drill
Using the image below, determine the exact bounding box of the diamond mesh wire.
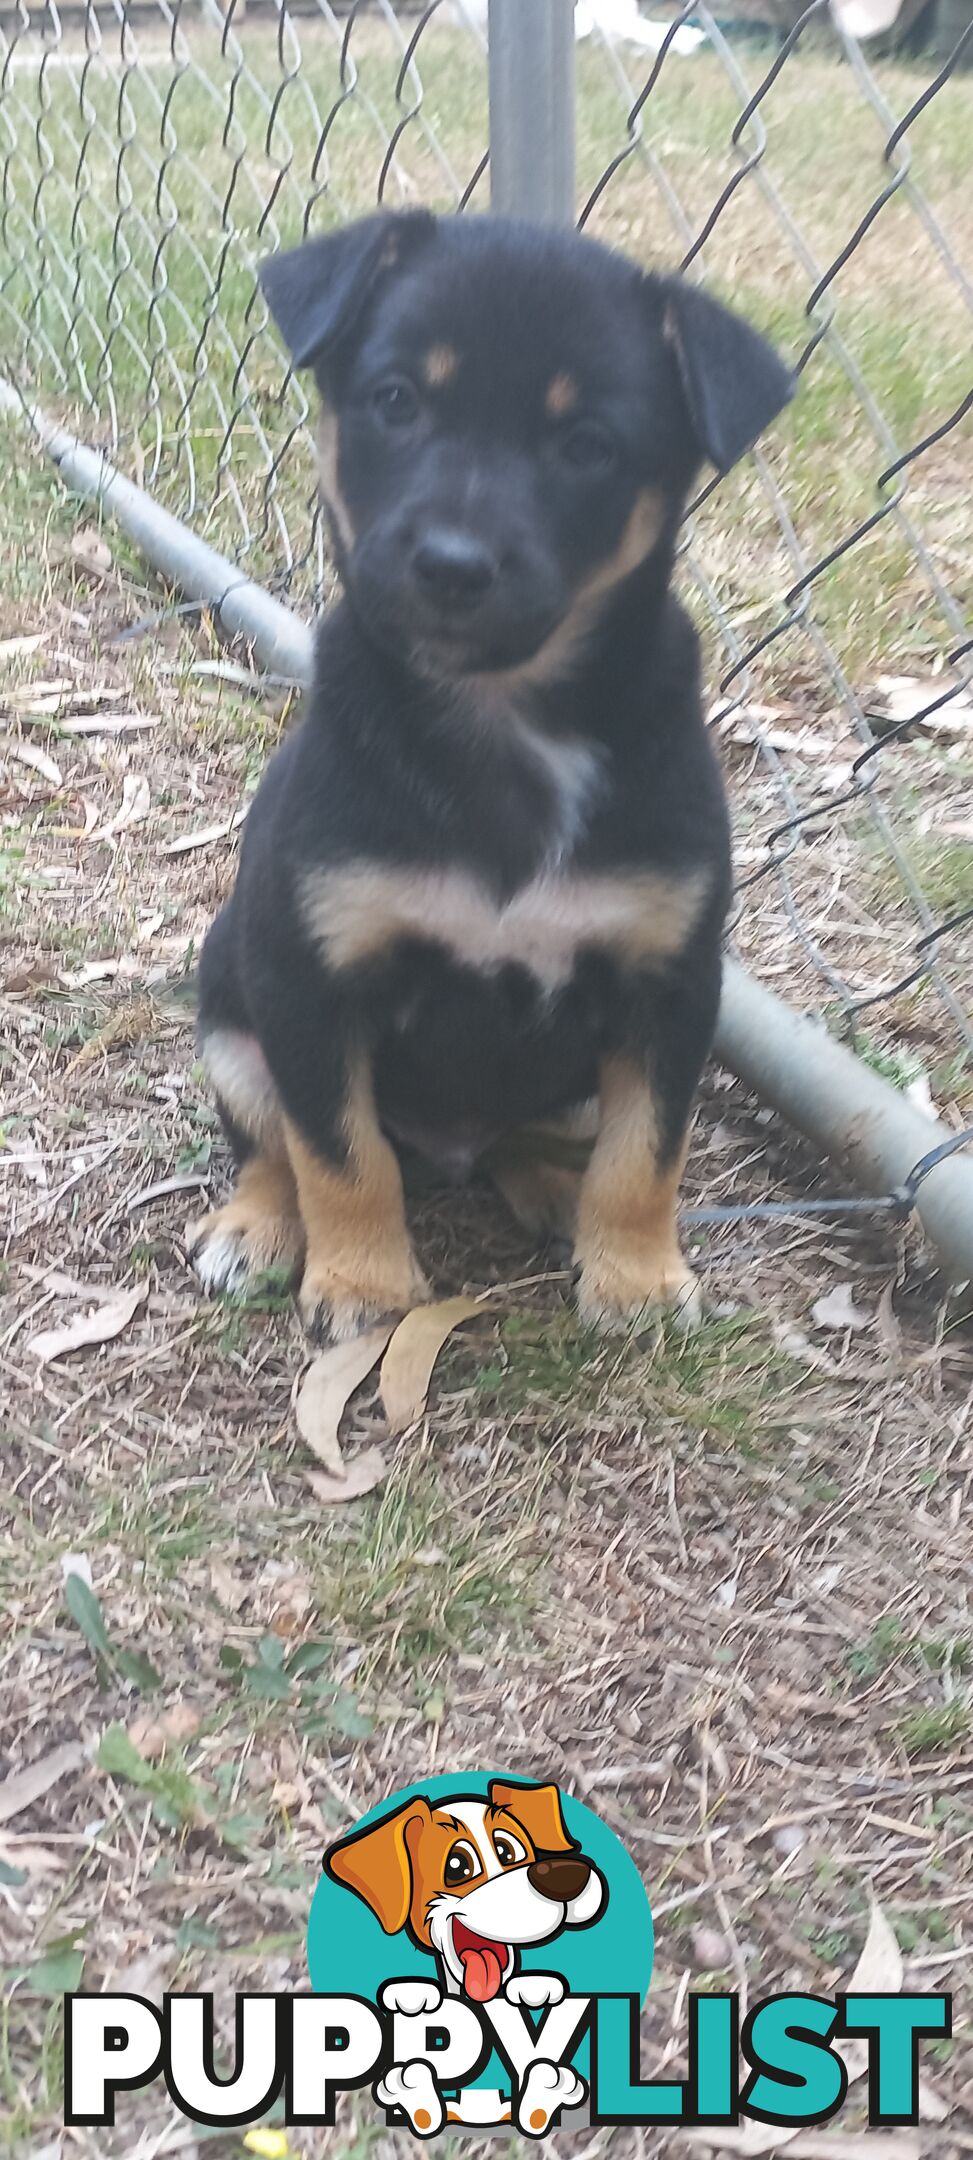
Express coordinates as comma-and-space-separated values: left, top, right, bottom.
1, 0, 970, 1094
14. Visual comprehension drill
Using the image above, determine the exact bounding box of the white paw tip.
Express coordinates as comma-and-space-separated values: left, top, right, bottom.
192, 1232, 248, 1295
518, 2060, 585, 2134
376, 2060, 444, 2135
380, 1980, 442, 2015
505, 1973, 565, 2008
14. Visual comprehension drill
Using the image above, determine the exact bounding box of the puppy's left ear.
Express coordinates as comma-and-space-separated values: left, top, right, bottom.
260, 209, 437, 371
664, 279, 795, 474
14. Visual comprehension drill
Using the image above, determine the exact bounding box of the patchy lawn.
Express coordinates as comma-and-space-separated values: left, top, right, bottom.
1, 517, 972, 2159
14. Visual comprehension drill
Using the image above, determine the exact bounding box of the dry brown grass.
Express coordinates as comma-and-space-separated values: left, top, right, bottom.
2, 501, 973, 2158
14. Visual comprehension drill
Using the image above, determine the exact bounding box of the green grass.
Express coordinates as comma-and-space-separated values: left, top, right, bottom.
878, 837, 973, 919
3, 25, 971, 682
468, 1304, 802, 1457
898, 1702, 971, 1755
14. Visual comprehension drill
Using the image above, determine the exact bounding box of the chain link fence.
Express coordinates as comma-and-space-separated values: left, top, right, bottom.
1, 0, 971, 1118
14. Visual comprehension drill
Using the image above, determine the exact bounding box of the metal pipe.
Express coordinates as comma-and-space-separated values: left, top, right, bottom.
488, 0, 576, 223
717, 959, 973, 1287
5, 379, 972, 1285
0, 382, 312, 685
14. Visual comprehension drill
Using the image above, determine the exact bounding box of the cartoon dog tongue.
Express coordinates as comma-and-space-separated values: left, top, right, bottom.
453, 1920, 507, 2002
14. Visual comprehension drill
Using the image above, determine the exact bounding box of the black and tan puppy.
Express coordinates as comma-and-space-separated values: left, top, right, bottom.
190, 212, 792, 1339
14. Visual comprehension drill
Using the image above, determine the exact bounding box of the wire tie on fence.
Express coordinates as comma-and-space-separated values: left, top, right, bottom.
684, 1125, 973, 1230
894, 1126, 973, 1212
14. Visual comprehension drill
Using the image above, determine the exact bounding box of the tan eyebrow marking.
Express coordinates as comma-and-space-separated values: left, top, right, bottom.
546, 370, 579, 418
422, 343, 459, 387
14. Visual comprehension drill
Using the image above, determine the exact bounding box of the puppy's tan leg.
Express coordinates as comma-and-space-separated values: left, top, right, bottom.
284, 1063, 429, 1343
189, 1149, 305, 1295
575, 1056, 700, 1330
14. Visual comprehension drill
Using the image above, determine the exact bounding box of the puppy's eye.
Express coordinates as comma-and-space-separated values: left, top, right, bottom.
493, 1832, 527, 1868
372, 378, 420, 430
444, 1840, 479, 1884
558, 422, 616, 474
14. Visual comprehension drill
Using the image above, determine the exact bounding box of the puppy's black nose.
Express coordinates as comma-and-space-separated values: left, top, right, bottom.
527, 1853, 591, 1902
412, 528, 496, 610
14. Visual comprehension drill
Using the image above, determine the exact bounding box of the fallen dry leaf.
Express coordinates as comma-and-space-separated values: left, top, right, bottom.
915, 2073, 948, 2124
0, 1835, 65, 1881
128, 1703, 201, 1759
3, 962, 59, 995
70, 525, 113, 576
58, 959, 120, 990
874, 672, 973, 736
685, 1904, 907, 2157
209, 1559, 248, 1611
159, 807, 248, 855
811, 1283, 869, 1332
92, 772, 150, 843
834, 1900, 944, 2119
305, 1446, 387, 1505
0, 632, 45, 661
0, 1743, 86, 1825
59, 711, 157, 735
295, 1325, 394, 1473
771, 1320, 841, 1372
9, 680, 72, 713
126, 1172, 209, 1214
379, 1295, 483, 1433
0, 734, 63, 788
60, 1551, 93, 1588
11, 1140, 49, 1189
27, 1282, 147, 1364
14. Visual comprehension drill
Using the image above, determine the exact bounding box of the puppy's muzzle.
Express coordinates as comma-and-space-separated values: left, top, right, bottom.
526, 1852, 592, 1902
412, 524, 497, 614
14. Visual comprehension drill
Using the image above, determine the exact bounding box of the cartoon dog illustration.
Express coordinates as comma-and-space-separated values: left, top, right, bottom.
325, 1777, 605, 2001
324, 1779, 605, 2134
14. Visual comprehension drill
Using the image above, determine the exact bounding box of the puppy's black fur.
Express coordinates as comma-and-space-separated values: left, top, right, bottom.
193, 212, 793, 1339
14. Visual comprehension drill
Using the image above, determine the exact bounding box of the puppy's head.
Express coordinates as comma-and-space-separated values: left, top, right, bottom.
324, 1779, 606, 2001
262, 213, 793, 682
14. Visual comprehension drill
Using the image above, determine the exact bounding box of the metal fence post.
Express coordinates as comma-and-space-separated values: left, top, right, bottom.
488, 0, 576, 224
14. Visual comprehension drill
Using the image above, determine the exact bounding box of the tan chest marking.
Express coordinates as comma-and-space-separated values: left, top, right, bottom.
301, 859, 707, 991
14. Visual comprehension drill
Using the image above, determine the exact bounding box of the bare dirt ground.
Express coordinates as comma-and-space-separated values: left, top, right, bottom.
2, 524, 973, 2159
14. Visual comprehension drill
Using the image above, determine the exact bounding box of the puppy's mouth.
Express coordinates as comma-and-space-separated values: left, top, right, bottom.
452, 1916, 512, 2003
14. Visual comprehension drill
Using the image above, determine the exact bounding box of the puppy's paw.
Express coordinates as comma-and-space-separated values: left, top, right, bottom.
375, 2060, 444, 2136
505, 1973, 565, 2009
576, 1249, 701, 1333
380, 1980, 442, 2017
299, 1257, 431, 1344
188, 1202, 303, 1297
517, 2060, 586, 2136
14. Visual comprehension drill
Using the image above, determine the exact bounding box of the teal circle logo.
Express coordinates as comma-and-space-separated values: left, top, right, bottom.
308, 1772, 652, 2009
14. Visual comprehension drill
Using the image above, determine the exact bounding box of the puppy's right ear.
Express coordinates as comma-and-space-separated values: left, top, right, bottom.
260, 210, 437, 371
324, 1796, 431, 1935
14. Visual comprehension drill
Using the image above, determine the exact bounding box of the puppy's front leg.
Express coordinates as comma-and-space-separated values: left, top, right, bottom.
283, 1054, 429, 1343
575, 956, 720, 1332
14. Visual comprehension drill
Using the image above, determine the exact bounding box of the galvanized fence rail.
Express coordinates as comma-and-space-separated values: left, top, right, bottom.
2, 0, 972, 1266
